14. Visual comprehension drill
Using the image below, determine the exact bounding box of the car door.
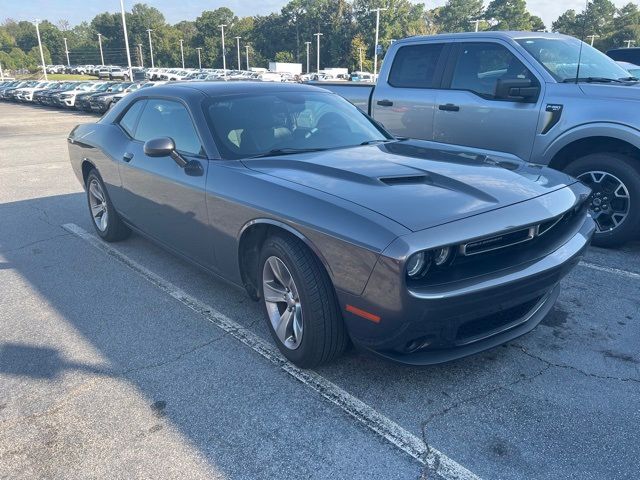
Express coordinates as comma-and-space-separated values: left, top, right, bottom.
371, 42, 449, 140
116, 97, 213, 267
433, 41, 543, 162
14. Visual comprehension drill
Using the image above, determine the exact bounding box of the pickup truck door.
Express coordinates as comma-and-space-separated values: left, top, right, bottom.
115, 98, 214, 268
433, 41, 543, 161
371, 42, 449, 140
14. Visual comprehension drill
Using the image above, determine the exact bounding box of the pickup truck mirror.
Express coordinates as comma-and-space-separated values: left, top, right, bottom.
495, 78, 540, 103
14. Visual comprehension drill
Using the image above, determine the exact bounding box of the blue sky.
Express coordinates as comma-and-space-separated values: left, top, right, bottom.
0, 0, 632, 32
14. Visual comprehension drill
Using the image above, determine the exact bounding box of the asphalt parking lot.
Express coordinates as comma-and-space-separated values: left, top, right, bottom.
0, 102, 638, 480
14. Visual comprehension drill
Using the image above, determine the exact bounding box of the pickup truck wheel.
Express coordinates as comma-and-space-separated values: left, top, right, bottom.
565, 153, 640, 247
86, 170, 130, 242
259, 234, 348, 368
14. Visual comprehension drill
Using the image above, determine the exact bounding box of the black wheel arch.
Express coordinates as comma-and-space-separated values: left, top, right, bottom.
238, 219, 334, 301
550, 136, 640, 172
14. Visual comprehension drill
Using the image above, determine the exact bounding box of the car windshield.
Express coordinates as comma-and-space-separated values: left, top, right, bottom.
205, 91, 390, 160
516, 37, 632, 82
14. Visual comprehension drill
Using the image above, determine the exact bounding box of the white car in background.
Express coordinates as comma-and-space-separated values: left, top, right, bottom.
15, 81, 54, 102
58, 82, 108, 107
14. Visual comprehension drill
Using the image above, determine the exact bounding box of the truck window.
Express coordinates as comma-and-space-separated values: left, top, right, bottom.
388, 43, 444, 89
450, 43, 535, 99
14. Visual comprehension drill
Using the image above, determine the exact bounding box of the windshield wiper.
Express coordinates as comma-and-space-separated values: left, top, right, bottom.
360, 139, 394, 145
247, 147, 327, 159
619, 76, 639, 82
562, 77, 625, 83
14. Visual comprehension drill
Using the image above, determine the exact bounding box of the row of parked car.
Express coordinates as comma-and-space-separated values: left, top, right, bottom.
0, 79, 165, 113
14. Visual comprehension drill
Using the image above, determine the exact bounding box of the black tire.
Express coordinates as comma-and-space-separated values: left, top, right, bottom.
258, 234, 348, 368
564, 153, 640, 247
85, 169, 130, 242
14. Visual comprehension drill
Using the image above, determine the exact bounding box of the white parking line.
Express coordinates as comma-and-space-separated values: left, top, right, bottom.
62, 223, 480, 480
579, 261, 640, 280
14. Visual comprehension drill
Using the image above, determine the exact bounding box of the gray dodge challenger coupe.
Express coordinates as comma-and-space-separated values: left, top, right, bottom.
68, 82, 595, 367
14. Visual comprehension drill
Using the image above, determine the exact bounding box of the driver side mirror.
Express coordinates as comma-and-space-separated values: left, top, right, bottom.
495, 78, 540, 103
143, 137, 188, 168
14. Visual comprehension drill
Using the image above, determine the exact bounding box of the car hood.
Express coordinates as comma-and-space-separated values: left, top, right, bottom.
243, 141, 578, 232
579, 82, 640, 101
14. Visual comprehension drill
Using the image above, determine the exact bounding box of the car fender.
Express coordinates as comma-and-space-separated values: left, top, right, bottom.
540, 122, 640, 164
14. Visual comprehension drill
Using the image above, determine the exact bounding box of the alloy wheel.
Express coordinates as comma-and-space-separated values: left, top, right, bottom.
88, 178, 109, 232
578, 170, 630, 233
262, 256, 303, 350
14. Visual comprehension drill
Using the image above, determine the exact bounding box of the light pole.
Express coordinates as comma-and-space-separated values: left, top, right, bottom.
359, 46, 363, 72
245, 45, 250, 70
371, 7, 387, 77
471, 19, 481, 32
34, 20, 48, 80
63, 37, 70, 66
219, 24, 227, 77
147, 29, 155, 68
179, 39, 185, 68
314, 32, 322, 73
196, 47, 202, 69
305, 41, 311, 74
119, 0, 133, 80
0, 62, 4, 81
586, 34, 599, 46
97, 33, 104, 66
234, 36, 241, 70
625, 39, 636, 48
138, 43, 143, 67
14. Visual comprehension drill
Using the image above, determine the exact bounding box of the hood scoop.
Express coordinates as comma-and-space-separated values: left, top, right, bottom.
380, 175, 429, 186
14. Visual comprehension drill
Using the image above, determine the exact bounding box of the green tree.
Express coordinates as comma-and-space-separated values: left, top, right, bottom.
436, 0, 484, 33
274, 51, 294, 62
485, 0, 534, 31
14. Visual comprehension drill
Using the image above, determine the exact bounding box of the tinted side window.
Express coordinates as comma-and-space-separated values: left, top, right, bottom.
135, 99, 202, 155
450, 43, 536, 99
388, 43, 444, 88
118, 99, 145, 137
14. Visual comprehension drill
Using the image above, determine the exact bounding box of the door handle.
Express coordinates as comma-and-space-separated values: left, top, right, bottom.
377, 99, 393, 107
123, 152, 134, 162
438, 103, 460, 112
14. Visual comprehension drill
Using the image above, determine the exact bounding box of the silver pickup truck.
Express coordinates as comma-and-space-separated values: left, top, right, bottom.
321, 31, 640, 247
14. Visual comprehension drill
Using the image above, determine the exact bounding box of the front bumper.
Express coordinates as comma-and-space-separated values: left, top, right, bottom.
339, 189, 594, 365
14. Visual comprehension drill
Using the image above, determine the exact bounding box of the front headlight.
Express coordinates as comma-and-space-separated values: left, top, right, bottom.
406, 246, 454, 279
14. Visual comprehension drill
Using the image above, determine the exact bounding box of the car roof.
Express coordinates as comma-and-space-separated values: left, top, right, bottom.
146, 81, 330, 97
397, 31, 575, 44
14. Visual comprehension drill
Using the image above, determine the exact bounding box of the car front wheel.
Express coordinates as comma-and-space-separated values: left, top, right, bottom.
259, 234, 348, 368
565, 153, 640, 247
86, 169, 130, 242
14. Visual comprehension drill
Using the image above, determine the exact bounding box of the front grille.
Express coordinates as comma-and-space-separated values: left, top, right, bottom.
455, 296, 542, 344
461, 226, 536, 256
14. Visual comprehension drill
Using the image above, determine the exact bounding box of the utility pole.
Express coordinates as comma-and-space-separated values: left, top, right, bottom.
219, 24, 227, 77
305, 41, 311, 74
234, 36, 241, 70
370, 7, 387, 77
624, 39, 636, 48
63, 37, 70, 66
97, 33, 104, 66
119, 0, 133, 80
34, 20, 48, 80
314, 32, 322, 73
138, 44, 143, 67
179, 39, 185, 68
245, 45, 250, 70
359, 47, 363, 72
0, 62, 4, 81
586, 35, 599, 46
147, 29, 155, 68
471, 20, 481, 32
196, 47, 202, 69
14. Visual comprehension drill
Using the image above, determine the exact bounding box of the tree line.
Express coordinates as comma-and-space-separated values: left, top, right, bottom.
1, 0, 639, 73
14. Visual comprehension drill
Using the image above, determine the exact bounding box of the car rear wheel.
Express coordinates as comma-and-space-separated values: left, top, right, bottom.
86, 169, 130, 242
565, 153, 640, 247
259, 234, 348, 368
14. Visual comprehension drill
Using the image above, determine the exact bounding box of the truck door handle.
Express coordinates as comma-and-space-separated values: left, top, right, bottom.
438, 104, 460, 112
123, 152, 134, 162
377, 99, 394, 107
